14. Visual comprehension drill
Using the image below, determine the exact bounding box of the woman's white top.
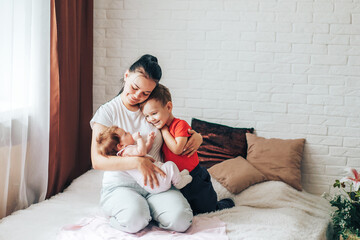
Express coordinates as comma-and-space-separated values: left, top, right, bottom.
90, 95, 163, 186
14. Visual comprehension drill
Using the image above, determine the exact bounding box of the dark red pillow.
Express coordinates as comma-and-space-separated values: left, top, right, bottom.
191, 118, 254, 168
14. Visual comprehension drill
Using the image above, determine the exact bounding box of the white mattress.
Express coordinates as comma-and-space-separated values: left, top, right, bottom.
0, 169, 333, 240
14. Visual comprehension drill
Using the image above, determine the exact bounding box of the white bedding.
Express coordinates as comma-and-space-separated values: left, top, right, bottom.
0, 170, 332, 240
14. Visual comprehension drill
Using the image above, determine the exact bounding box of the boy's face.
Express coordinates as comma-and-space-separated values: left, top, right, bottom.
142, 99, 172, 129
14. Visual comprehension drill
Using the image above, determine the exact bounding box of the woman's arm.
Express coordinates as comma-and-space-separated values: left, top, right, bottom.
181, 129, 203, 157
91, 123, 165, 188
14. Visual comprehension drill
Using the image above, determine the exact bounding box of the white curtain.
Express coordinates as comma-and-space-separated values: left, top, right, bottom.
0, 0, 50, 219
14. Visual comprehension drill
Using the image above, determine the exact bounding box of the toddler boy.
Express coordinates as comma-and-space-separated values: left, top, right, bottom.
140, 84, 235, 214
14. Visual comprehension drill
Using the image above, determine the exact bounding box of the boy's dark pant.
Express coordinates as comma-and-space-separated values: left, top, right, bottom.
180, 164, 218, 215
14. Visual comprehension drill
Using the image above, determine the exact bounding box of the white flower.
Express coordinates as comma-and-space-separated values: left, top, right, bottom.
340, 168, 360, 191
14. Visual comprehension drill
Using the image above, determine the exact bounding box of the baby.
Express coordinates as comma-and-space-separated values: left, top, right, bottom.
96, 126, 192, 194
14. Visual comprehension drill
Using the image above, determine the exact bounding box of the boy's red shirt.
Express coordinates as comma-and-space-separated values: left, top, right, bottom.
162, 118, 199, 172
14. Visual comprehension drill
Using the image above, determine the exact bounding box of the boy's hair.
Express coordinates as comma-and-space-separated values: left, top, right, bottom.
140, 83, 172, 110
96, 126, 120, 156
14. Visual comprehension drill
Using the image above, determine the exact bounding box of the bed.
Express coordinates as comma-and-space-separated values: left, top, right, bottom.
0, 169, 332, 240
0, 119, 334, 239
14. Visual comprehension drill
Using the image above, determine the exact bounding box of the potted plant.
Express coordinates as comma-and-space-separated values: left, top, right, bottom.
323, 168, 360, 240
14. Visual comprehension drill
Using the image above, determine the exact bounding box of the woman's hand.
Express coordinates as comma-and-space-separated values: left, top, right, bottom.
181, 129, 203, 157
137, 156, 166, 189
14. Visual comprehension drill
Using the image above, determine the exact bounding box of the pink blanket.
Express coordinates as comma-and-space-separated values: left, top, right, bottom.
57, 215, 228, 240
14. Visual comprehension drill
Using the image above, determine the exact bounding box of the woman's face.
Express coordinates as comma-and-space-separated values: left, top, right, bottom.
122, 70, 157, 107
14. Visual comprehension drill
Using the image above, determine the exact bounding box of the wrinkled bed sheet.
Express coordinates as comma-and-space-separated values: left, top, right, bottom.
0, 170, 333, 240
58, 214, 227, 240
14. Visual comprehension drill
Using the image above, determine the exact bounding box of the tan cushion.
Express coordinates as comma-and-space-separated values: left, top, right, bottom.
208, 156, 266, 194
246, 133, 305, 191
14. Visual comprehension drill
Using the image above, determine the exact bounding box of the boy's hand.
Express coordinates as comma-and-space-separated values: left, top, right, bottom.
161, 125, 169, 132
132, 132, 142, 140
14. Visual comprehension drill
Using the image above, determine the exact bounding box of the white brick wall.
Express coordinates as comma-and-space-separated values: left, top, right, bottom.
93, 0, 360, 195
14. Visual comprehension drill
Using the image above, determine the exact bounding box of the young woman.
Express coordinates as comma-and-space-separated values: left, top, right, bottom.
90, 54, 202, 233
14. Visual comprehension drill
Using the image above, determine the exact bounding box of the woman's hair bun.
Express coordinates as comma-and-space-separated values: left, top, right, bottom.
116, 54, 161, 97
129, 54, 162, 81
140, 54, 158, 63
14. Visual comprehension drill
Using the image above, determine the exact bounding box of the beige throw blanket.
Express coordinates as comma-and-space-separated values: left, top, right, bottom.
207, 179, 333, 240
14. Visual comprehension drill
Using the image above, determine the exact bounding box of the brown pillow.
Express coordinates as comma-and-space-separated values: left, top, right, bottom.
191, 118, 254, 168
208, 156, 266, 194
246, 133, 305, 191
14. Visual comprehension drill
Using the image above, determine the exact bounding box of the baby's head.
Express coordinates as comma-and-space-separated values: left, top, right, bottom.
140, 84, 173, 129
96, 126, 135, 156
